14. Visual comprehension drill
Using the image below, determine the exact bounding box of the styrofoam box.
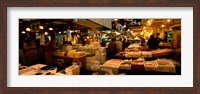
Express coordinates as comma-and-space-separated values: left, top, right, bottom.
29, 64, 47, 70
155, 59, 176, 73
119, 64, 131, 70
141, 51, 152, 58
100, 47, 106, 53
65, 65, 80, 75
144, 61, 158, 72
86, 56, 97, 64
101, 59, 123, 74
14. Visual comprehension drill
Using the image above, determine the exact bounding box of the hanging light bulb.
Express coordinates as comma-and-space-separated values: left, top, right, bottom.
49, 28, 53, 31
21, 31, 26, 34
44, 32, 48, 35
26, 27, 31, 31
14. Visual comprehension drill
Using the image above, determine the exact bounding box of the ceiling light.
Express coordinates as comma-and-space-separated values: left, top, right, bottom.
39, 26, 44, 29
21, 31, 26, 34
44, 32, 48, 35
26, 28, 31, 31
63, 31, 67, 33
161, 25, 165, 28
49, 28, 53, 31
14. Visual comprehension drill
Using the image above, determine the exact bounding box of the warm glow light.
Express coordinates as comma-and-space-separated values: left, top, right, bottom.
63, 31, 67, 33
161, 25, 165, 28
114, 19, 118, 21
59, 31, 61, 34
44, 32, 48, 35
143, 27, 146, 29
123, 25, 126, 28
167, 19, 171, 22
26, 28, 31, 31
147, 20, 152, 26
48, 36, 51, 41
140, 32, 144, 35
21, 31, 26, 34
49, 28, 53, 31
39, 26, 44, 29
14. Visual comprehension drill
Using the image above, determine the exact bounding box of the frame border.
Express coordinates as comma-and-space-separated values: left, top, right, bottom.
0, 0, 199, 94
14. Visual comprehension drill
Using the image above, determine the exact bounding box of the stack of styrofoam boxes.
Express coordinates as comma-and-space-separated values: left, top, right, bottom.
95, 47, 107, 65
100, 59, 123, 75
91, 42, 101, 50
65, 65, 80, 75
90, 60, 101, 71
85, 56, 97, 71
155, 59, 176, 73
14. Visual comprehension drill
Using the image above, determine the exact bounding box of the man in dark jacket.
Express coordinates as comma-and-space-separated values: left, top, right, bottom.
107, 38, 118, 60
147, 34, 160, 50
